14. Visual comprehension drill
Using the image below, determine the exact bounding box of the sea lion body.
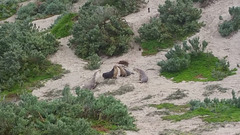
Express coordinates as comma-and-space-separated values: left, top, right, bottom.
125, 68, 134, 76
134, 68, 148, 83
117, 66, 127, 77
113, 65, 118, 78
118, 66, 134, 77
118, 60, 129, 67
82, 70, 100, 90
102, 65, 118, 79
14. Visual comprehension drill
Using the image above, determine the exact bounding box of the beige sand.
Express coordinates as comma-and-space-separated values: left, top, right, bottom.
2, 0, 240, 134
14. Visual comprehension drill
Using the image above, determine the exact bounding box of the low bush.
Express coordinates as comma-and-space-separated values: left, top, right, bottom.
70, 4, 133, 59
0, 86, 136, 134
89, 0, 143, 16
162, 91, 240, 123
158, 0, 203, 38
0, 20, 60, 92
0, 0, 18, 20
158, 37, 236, 82
84, 54, 102, 70
138, 0, 204, 55
17, 0, 78, 20
192, 0, 216, 7
17, 2, 37, 20
219, 6, 240, 37
51, 13, 77, 38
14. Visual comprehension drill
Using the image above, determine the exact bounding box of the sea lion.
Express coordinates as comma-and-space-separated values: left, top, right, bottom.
125, 68, 134, 76
117, 66, 127, 77
133, 68, 148, 83
82, 70, 100, 90
113, 65, 118, 79
118, 60, 129, 67
102, 65, 118, 79
117, 66, 134, 77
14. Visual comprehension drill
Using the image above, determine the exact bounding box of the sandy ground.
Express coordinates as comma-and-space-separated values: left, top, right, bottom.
2, 0, 240, 134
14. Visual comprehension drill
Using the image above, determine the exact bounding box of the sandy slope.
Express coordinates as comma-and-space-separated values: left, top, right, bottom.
3, 0, 239, 134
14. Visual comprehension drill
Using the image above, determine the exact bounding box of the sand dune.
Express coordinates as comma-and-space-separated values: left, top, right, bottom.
4, 0, 239, 134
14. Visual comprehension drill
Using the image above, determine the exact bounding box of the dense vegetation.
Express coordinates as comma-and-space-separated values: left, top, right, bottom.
0, 86, 136, 134
84, 54, 102, 70
0, 0, 18, 20
192, 0, 216, 7
138, 0, 204, 55
69, 4, 133, 59
218, 6, 240, 37
89, 0, 143, 16
17, 0, 78, 20
160, 91, 240, 123
51, 12, 77, 38
158, 37, 236, 82
0, 20, 61, 93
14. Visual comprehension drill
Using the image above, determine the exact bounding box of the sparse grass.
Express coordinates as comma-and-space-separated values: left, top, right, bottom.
162, 105, 240, 123
160, 92, 240, 123
146, 111, 170, 116
203, 84, 229, 97
106, 130, 126, 135
43, 89, 62, 98
51, 13, 77, 38
141, 95, 153, 101
150, 103, 190, 113
89, 119, 119, 133
162, 107, 212, 122
104, 84, 134, 96
163, 89, 188, 100
161, 53, 225, 82
141, 39, 173, 56
101, 79, 116, 85
129, 105, 146, 111
159, 129, 193, 135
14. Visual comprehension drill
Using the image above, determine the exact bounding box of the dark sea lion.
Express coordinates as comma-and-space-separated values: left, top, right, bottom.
102, 65, 118, 79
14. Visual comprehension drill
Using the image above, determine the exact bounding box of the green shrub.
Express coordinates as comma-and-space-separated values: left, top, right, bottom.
44, 0, 66, 15
17, 2, 37, 20
138, 0, 203, 55
90, 0, 142, 16
0, 20, 59, 92
162, 91, 240, 122
84, 54, 102, 70
0, 86, 136, 134
51, 13, 77, 38
0, 0, 18, 20
218, 20, 235, 37
158, 37, 206, 73
211, 58, 236, 80
17, 0, 76, 20
70, 5, 133, 59
158, 37, 236, 82
138, 17, 172, 42
219, 6, 240, 37
159, 0, 203, 37
192, 0, 216, 7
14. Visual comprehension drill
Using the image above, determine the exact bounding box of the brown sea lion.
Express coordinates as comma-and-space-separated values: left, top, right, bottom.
117, 66, 134, 77
117, 66, 127, 77
118, 60, 129, 67
133, 68, 148, 83
113, 65, 118, 79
